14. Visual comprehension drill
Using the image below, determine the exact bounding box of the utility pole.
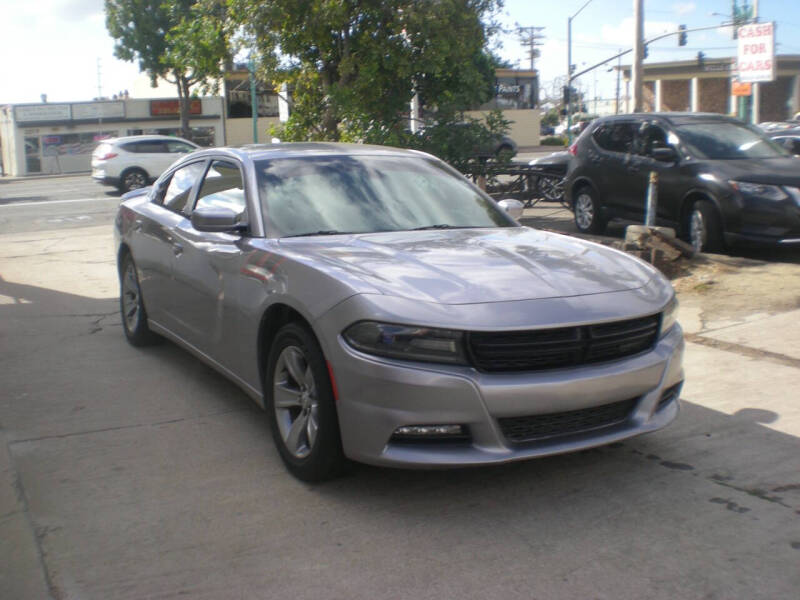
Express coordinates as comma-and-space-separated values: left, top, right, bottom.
632, 0, 645, 112
616, 52, 622, 114
96, 58, 103, 100
517, 26, 545, 71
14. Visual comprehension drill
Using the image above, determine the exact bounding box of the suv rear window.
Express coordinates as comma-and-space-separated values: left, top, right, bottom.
122, 140, 168, 153
592, 123, 636, 153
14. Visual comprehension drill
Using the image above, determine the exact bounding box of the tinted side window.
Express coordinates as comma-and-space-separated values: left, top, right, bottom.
161, 162, 206, 214
593, 123, 636, 153
635, 124, 669, 157
167, 141, 195, 154
195, 160, 247, 216
123, 141, 168, 153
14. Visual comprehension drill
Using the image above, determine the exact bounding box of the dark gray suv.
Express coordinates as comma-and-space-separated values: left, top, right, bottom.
564, 113, 800, 252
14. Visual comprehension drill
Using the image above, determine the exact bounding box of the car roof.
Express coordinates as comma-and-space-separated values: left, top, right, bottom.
595, 112, 739, 126
769, 127, 800, 137
189, 142, 430, 163
105, 135, 198, 145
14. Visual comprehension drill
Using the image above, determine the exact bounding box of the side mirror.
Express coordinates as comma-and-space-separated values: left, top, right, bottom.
191, 206, 246, 233
652, 147, 678, 163
497, 199, 525, 220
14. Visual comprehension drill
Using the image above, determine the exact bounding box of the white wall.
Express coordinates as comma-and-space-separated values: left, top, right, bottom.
465, 109, 541, 147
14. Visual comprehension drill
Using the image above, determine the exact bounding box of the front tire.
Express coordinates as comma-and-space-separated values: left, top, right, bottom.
119, 254, 161, 346
265, 322, 346, 482
688, 200, 724, 253
573, 185, 607, 234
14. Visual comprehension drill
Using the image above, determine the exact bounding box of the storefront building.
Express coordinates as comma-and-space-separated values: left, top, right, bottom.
620, 54, 800, 122
0, 97, 224, 177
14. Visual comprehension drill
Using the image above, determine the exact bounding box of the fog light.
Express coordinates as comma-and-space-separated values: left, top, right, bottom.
392, 424, 466, 438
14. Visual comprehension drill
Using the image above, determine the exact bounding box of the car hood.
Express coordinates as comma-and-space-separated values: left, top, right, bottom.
279, 227, 656, 305
705, 157, 800, 186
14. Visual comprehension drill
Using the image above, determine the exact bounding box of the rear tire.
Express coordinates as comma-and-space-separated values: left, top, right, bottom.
688, 200, 724, 253
119, 254, 161, 346
265, 322, 346, 482
119, 168, 148, 193
573, 185, 607, 234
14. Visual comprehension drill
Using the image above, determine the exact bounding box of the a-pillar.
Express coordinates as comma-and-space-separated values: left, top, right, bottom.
690, 77, 699, 112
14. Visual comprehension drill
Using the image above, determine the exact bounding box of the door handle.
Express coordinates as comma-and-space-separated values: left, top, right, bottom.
172, 242, 184, 256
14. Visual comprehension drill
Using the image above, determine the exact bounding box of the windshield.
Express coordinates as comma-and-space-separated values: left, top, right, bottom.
255, 154, 516, 237
675, 121, 790, 160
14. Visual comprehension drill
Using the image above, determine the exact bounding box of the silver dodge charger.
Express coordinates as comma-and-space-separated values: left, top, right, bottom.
115, 143, 684, 481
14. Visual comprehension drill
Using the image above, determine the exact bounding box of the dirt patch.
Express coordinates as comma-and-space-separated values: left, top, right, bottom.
671, 254, 800, 322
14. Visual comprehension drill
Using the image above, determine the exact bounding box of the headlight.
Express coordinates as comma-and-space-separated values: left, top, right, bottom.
729, 180, 788, 201
785, 186, 800, 207
660, 296, 679, 337
343, 321, 468, 365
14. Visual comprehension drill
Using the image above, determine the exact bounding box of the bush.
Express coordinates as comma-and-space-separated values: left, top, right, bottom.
541, 136, 567, 146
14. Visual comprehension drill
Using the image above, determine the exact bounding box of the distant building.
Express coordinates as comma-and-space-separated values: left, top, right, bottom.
0, 97, 224, 177
619, 54, 800, 122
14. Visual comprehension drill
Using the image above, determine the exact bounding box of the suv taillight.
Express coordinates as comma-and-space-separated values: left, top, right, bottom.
96, 152, 118, 160
568, 143, 578, 156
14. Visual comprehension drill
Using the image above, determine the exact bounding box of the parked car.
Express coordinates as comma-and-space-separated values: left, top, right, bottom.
768, 127, 800, 156
115, 143, 683, 481
92, 135, 199, 193
528, 150, 571, 203
564, 113, 800, 252
414, 123, 517, 159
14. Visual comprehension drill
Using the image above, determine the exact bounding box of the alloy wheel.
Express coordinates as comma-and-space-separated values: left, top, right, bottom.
575, 193, 595, 229
124, 171, 147, 190
273, 346, 319, 459
121, 261, 141, 331
690, 208, 706, 252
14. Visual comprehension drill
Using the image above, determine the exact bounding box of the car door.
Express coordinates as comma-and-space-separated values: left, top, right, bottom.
123, 140, 170, 180
168, 158, 248, 365
588, 120, 639, 217
133, 159, 208, 333
624, 121, 683, 222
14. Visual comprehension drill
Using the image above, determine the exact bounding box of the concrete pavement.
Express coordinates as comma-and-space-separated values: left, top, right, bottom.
1, 223, 799, 599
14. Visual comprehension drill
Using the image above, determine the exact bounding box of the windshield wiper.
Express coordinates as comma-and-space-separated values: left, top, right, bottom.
284, 230, 354, 238
411, 224, 457, 230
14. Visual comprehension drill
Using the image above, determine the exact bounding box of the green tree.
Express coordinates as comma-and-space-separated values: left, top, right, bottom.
233, 0, 504, 149
105, 0, 229, 140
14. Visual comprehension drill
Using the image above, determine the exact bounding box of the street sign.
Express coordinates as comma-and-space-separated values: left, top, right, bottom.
737, 22, 775, 83
731, 80, 752, 96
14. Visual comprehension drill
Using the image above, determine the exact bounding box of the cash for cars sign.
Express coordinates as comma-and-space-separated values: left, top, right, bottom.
737, 22, 775, 83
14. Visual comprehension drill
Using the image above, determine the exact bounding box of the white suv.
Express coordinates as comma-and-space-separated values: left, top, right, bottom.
91, 135, 199, 192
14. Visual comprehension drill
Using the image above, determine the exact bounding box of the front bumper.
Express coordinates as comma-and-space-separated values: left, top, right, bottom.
325, 321, 684, 468
724, 192, 800, 246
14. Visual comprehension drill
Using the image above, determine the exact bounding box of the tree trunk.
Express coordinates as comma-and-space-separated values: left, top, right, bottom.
175, 73, 192, 141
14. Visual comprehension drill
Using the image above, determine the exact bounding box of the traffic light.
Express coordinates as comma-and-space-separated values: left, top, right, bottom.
644, 44, 649, 59
697, 51, 705, 68
678, 24, 687, 46
563, 85, 570, 106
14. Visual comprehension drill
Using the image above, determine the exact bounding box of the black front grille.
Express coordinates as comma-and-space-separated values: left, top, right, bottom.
467, 315, 660, 372
657, 381, 683, 411
498, 397, 638, 444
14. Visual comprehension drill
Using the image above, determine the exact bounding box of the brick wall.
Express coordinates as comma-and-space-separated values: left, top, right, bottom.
759, 76, 794, 122
698, 78, 729, 114
661, 79, 690, 111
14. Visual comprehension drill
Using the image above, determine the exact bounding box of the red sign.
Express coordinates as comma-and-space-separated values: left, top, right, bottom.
149, 99, 202, 116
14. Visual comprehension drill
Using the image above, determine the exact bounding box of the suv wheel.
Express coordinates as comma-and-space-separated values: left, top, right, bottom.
120, 168, 148, 193
688, 200, 723, 253
573, 186, 607, 234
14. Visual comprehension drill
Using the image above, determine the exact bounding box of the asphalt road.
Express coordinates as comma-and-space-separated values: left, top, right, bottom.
0, 175, 121, 234
1, 174, 799, 599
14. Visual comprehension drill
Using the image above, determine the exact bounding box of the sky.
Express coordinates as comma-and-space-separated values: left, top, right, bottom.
1, 0, 799, 106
